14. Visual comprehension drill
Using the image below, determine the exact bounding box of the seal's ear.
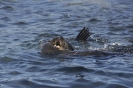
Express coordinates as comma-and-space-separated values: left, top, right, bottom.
75, 27, 90, 41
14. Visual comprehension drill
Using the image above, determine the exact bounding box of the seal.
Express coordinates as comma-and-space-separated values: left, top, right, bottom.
41, 27, 110, 56
41, 36, 74, 55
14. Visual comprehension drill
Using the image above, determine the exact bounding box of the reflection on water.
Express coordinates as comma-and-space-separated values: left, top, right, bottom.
0, 0, 133, 88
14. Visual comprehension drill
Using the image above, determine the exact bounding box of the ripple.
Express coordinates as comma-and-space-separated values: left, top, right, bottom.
89, 18, 101, 22
8, 71, 22, 75
0, 56, 14, 63
0, 24, 6, 27
1, 17, 10, 21
71, 80, 106, 88
56, 66, 94, 73
12, 21, 27, 25
126, 25, 133, 28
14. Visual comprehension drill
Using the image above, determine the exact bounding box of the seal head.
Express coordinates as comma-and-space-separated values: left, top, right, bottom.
49, 36, 74, 51
41, 36, 74, 55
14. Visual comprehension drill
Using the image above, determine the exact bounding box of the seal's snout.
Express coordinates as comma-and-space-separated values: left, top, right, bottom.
54, 41, 61, 49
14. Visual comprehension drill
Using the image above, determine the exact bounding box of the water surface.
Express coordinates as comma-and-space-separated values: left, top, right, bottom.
0, 0, 133, 88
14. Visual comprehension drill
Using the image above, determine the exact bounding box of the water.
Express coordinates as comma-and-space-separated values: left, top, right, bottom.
0, 0, 133, 88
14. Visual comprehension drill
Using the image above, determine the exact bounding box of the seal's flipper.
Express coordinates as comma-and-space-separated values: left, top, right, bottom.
75, 27, 90, 41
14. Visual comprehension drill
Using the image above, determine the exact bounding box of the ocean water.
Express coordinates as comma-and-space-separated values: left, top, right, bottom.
0, 0, 133, 88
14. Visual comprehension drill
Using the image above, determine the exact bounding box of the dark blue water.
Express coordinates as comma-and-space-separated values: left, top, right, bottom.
0, 0, 133, 88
